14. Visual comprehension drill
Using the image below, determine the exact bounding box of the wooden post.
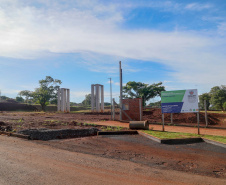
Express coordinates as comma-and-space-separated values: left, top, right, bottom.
197, 112, 200, 135
171, 113, 173, 124
113, 98, 115, 121
162, 113, 165, 131
119, 61, 122, 121
139, 99, 142, 121
204, 100, 208, 127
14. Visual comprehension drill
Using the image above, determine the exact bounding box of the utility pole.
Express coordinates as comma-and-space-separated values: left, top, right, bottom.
108, 78, 113, 120
119, 61, 122, 121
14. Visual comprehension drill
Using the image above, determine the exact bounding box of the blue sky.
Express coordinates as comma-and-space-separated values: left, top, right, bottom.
0, 0, 226, 103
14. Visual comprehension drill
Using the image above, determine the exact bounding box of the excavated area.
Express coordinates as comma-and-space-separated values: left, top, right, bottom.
143, 108, 226, 128
35, 134, 226, 179
0, 109, 225, 133
0, 111, 226, 180
19, 128, 99, 140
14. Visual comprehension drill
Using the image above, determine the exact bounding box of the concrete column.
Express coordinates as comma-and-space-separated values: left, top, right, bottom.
57, 89, 61, 111
61, 88, 64, 111
66, 89, 70, 112
63, 89, 67, 112
96, 84, 100, 112
101, 85, 104, 112
91, 84, 104, 112
91, 84, 94, 112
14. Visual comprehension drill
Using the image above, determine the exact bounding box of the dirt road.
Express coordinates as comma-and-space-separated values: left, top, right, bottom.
0, 135, 226, 185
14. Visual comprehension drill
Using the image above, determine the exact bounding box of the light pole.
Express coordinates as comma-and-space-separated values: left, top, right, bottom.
108, 78, 112, 120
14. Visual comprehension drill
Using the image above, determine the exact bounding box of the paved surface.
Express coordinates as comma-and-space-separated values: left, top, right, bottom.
1, 135, 226, 185
90, 121, 226, 136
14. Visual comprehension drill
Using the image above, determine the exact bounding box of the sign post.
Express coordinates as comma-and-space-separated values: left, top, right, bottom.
204, 100, 208, 127
197, 112, 200, 135
162, 113, 165, 131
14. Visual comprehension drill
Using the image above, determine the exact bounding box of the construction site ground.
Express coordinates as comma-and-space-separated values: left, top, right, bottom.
0, 110, 226, 184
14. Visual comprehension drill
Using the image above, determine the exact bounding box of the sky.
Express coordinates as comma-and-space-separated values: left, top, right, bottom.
0, 0, 226, 104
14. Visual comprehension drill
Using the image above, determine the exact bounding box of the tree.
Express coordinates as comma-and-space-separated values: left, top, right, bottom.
18, 90, 32, 103
0, 95, 9, 101
199, 93, 211, 110
223, 102, 226, 111
209, 85, 226, 110
15, 96, 24, 103
123, 81, 165, 106
148, 101, 161, 108
19, 76, 62, 111
82, 94, 91, 107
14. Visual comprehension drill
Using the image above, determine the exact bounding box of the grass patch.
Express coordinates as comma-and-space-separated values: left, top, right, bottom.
143, 130, 226, 144
44, 120, 58, 123
106, 126, 113, 131
100, 126, 125, 131
115, 126, 123, 131
143, 130, 199, 139
17, 118, 24, 123
200, 110, 226, 114
77, 122, 82, 126
202, 135, 226, 144
86, 123, 97, 126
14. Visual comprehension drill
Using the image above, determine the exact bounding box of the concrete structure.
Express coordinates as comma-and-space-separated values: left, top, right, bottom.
91, 84, 104, 112
129, 121, 149, 130
122, 98, 143, 121
57, 88, 70, 112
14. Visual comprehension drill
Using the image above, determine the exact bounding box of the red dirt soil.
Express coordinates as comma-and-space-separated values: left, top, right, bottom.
0, 109, 225, 133
0, 111, 226, 183
143, 108, 226, 128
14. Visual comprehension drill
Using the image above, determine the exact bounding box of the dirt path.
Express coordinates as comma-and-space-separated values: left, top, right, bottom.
90, 121, 226, 136
0, 136, 226, 185
0, 135, 225, 185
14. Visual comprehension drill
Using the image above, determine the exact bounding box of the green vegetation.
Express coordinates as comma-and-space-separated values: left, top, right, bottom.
19, 76, 62, 111
106, 126, 113, 131
199, 93, 211, 110
143, 130, 226, 144
70, 108, 91, 113
202, 135, 226, 143
17, 118, 24, 123
123, 81, 165, 106
148, 101, 161, 108
210, 85, 226, 111
199, 85, 226, 111
15, 96, 24, 103
143, 130, 199, 139
86, 123, 97, 126
200, 110, 226, 114
100, 126, 124, 131
44, 120, 57, 123
116, 126, 123, 131
82, 94, 91, 107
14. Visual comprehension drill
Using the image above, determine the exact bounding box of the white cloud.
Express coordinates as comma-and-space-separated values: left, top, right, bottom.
0, 0, 225, 89
0, 88, 20, 96
217, 22, 226, 36
185, 3, 212, 11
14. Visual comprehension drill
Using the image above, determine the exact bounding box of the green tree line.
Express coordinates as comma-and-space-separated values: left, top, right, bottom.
199, 85, 226, 111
